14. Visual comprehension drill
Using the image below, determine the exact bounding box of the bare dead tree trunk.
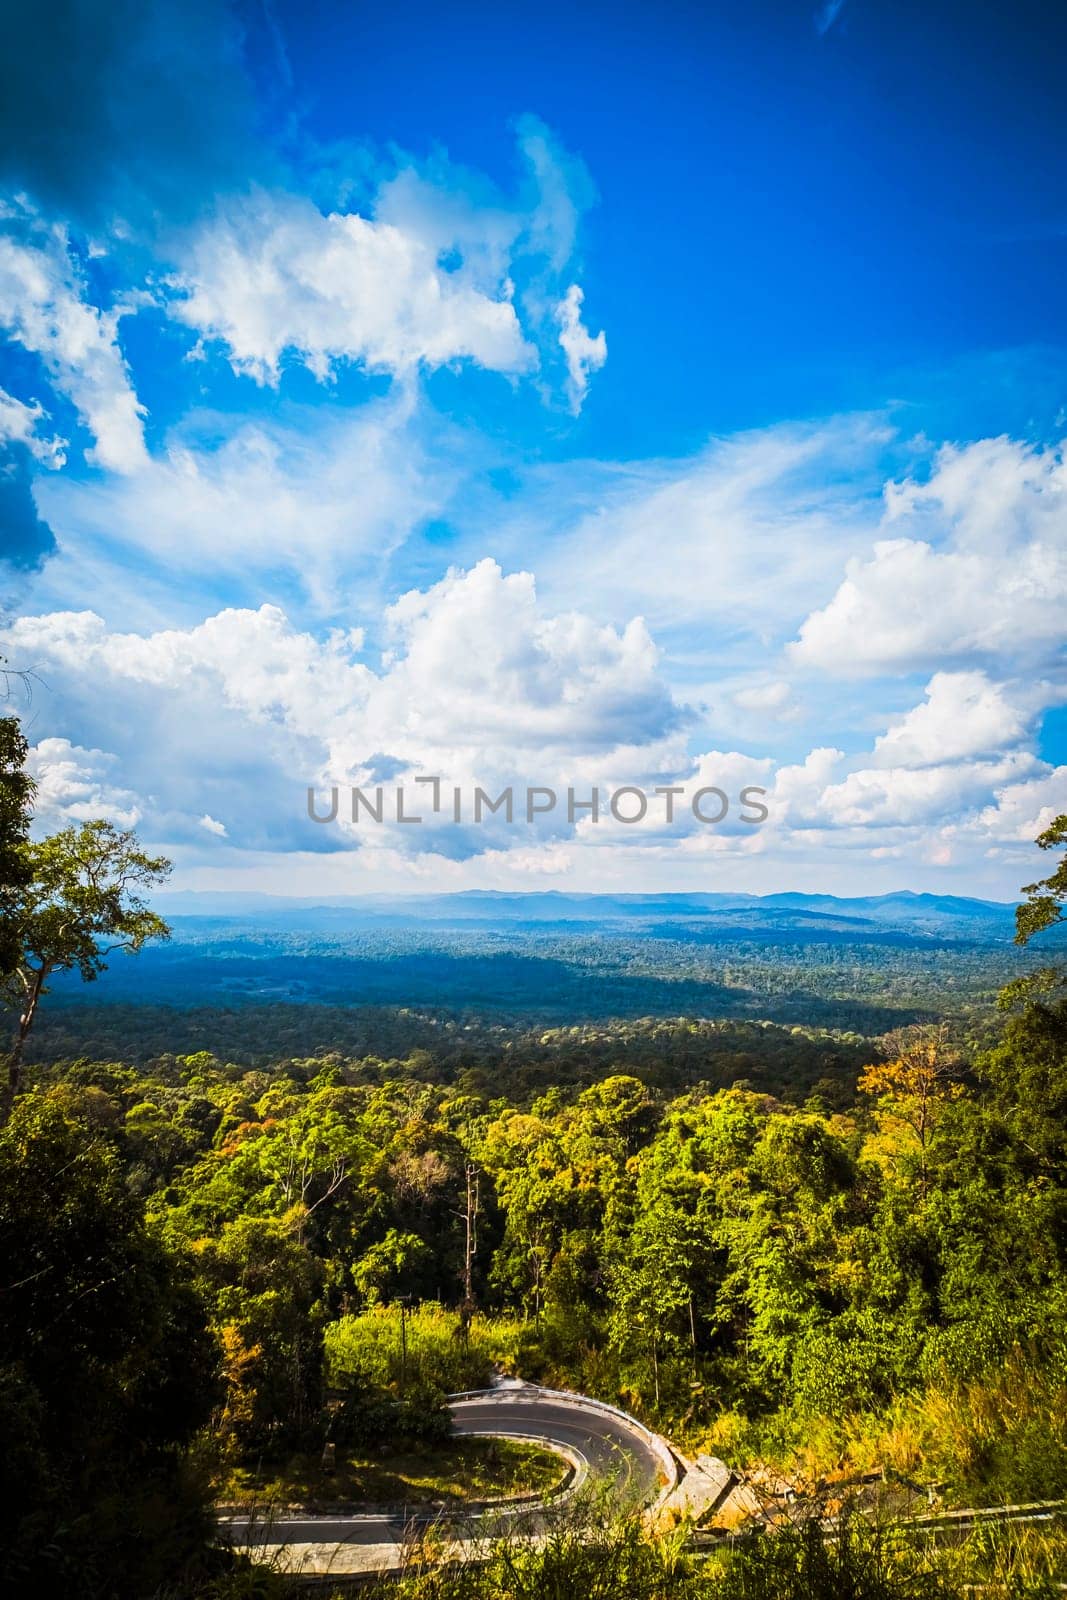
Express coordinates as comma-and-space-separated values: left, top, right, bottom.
456, 1163, 480, 1308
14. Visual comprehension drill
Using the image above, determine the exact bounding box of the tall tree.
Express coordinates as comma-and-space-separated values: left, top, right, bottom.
982, 820, 1067, 1185
1015, 813, 1067, 945
0, 1094, 219, 1596
2, 819, 171, 1106
0, 716, 33, 982
858, 1025, 964, 1197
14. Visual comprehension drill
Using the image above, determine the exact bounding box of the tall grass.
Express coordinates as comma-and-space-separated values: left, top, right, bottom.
351, 1505, 1067, 1600
698, 1343, 1067, 1507
323, 1304, 531, 1396
181, 1498, 1067, 1599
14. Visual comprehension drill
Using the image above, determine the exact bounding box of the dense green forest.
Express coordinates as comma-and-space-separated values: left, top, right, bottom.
34, 908, 1058, 1038
2, 718, 1066, 1598
14, 998, 1067, 1475
6, 988, 1067, 1595
27, 1009, 875, 1102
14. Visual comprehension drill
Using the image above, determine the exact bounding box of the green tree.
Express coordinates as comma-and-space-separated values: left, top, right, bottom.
2, 819, 170, 1105
0, 1093, 220, 1596
978, 986, 1067, 1185
0, 716, 33, 981
186, 1214, 324, 1451
609, 1199, 713, 1411
1015, 812, 1067, 945
354, 1227, 434, 1304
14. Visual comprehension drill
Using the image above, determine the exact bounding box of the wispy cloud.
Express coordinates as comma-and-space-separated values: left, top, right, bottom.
815, 0, 848, 36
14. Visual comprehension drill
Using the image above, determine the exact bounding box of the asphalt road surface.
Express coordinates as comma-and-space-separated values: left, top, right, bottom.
220, 1387, 667, 1548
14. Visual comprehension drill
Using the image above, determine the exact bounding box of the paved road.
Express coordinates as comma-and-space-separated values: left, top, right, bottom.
452, 1391, 664, 1506
220, 1387, 667, 1549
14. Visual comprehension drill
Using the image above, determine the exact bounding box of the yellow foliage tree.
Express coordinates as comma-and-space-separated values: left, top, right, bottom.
858, 1025, 965, 1195
217, 1323, 263, 1457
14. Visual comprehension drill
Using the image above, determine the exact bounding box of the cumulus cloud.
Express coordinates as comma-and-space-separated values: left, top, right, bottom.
971, 767, 1067, 844
369, 559, 681, 763
0, 206, 147, 472
791, 435, 1067, 674
27, 737, 143, 828
7, 603, 373, 742
9, 583, 1060, 893
166, 120, 606, 408
871, 671, 1031, 768
9, 560, 683, 781
8, 608, 350, 854
2, 560, 686, 854
170, 188, 535, 384
819, 751, 1042, 828
768, 746, 846, 828
567, 745, 774, 848
5, 369, 1062, 893
555, 284, 606, 413
765, 671, 1054, 833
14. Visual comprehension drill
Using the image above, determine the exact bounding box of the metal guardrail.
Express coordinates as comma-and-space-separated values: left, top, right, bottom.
220, 1385, 675, 1551
905, 1498, 1065, 1524
691, 1495, 1067, 1549
216, 1439, 580, 1531
899, 1499, 1066, 1536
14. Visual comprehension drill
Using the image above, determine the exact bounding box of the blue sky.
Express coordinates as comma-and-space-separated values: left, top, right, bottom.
0, 0, 1064, 899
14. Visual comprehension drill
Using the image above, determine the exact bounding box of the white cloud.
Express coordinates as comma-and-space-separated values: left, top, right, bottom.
971, 767, 1067, 844
34, 397, 442, 614
6, 354, 1062, 896
733, 679, 800, 721
819, 751, 1042, 828
769, 746, 845, 827
9, 608, 350, 853
532, 415, 893, 639
871, 671, 1031, 768
165, 122, 606, 409
3, 560, 685, 854
760, 671, 1051, 832
10, 575, 1056, 888
792, 435, 1067, 674
366, 558, 680, 765
169, 187, 536, 384
27, 737, 142, 828
0, 205, 147, 472
8, 602, 373, 737
568, 745, 775, 846
555, 284, 606, 413
10, 559, 682, 774
0, 386, 66, 466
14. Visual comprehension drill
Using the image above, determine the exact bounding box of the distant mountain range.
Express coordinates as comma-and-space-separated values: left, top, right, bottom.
153, 887, 1025, 941
42, 885, 1061, 1032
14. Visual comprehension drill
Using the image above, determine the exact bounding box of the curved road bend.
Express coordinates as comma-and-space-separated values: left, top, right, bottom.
220, 1388, 666, 1549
